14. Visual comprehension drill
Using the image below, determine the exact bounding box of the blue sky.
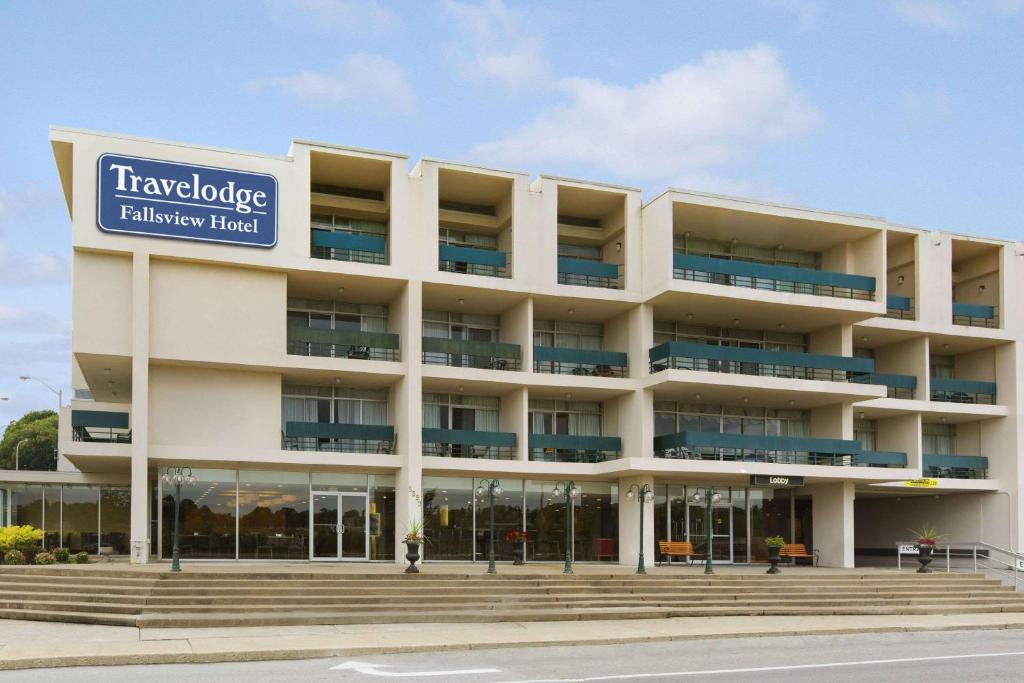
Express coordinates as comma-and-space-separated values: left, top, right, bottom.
0, 0, 1022, 423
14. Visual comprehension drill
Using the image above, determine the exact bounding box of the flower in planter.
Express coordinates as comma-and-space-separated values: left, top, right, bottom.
909, 525, 943, 546
504, 529, 528, 543
764, 536, 786, 547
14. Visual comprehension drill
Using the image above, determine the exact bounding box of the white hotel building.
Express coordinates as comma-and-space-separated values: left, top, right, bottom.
1, 126, 1019, 568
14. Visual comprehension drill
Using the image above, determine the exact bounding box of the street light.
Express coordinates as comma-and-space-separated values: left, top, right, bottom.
625, 483, 655, 574
689, 487, 721, 575
552, 481, 579, 574
14, 438, 29, 471
20, 376, 62, 468
160, 467, 197, 572
475, 479, 503, 574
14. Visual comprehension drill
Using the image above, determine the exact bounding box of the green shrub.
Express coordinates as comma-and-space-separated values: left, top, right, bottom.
53, 547, 70, 563
0, 526, 44, 553
34, 551, 55, 565
3, 549, 25, 565
73, 551, 90, 565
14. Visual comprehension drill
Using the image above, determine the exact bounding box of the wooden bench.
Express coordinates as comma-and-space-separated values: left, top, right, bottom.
779, 543, 818, 566
657, 540, 702, 566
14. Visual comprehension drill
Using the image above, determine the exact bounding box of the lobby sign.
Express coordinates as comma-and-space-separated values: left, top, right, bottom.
903, 478, 939, 488
97, 154, 278, 247
750, 475, 804, 488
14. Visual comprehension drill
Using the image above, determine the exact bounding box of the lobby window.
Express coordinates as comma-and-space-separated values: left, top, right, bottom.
238, 470, 310, 561
161, 469, 238, 560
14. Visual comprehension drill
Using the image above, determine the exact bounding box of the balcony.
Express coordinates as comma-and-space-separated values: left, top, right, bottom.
952, 303, 998, 328
422, 337, 521, 370
71, 410, 131, 444
438, 244, 509, 278
649, 341, 874, 383
854, 451, 908, 468
528, 434, 622, 463
283, 422, 395, 454
533, 346, 627, 377
288, 325, 400, 362
311, 228, 387, 265
851, 372, 916, 399
923, 453, 988, 479
557, 257, 622, 289
886, 295, 914, 320
422, 428, 516, 459
653, 431, 865, 466
930, 378, 996, 405
672, 254, 875, 301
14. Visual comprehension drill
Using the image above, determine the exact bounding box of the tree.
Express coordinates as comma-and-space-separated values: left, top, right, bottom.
0, 410, 57, 471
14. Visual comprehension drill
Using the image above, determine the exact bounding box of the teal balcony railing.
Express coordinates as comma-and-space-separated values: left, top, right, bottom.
649, 341, 874, 383
288, 324, 400, 361
557, 257, 622, 289
924, 453, 988, 479
438, 244, 509, 278
529, 433, 622, 463
422, 428, 517, 459
311, 228, 387, 265
422, 337, 521, 370
952, 302, 998, 328
71, 410, 131, 444
653, 431, 870, 466
930, 377, 996, 405
672, 253, 875, 301
283, 422, 395, 454
533, 346, 627, 377
851, 372, 916, 399
886, 295, 914, 320
854, 451, 908, 468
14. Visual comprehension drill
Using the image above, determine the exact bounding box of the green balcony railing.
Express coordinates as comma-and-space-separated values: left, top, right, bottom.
649, 341, 874, 382
673, 253, 876, 300
283, 422, 395, 454
851, 372, 917, 399
311, 228, 388, 265
71, 410, 131, 444
886, 295, 914, 320
438, 244, 509, 278
923, 453, 988, 479
854, 451, 909, 468
529, 433, 622, 463
930, 377, 996, 405
422, 337, 521, 370
654, 431, 868, 466
288, 324, 400, 361
952, 302, 998, 328
422, 428, 517, 459
533, 346, 627, 377
557, 257, 622, 289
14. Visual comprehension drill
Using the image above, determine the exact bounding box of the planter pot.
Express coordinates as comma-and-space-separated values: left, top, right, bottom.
916, 544, 934, 573
766, 545, 782, 574
512, 545, 525, 566
404, 541, 421, 574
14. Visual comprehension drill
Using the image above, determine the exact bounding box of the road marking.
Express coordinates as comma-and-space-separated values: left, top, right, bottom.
499, 650, 1024, 682
330, 660, 501, 677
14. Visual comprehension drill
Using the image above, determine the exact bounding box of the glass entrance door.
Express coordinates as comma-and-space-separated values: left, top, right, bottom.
688, 500, 733, 563
340, 493, 368, 560
312, 492, 368, 560
312, 493, 340, 560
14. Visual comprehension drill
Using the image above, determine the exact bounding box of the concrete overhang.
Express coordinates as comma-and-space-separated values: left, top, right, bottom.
645, 370, 885, 408
852, 398, 1008, 423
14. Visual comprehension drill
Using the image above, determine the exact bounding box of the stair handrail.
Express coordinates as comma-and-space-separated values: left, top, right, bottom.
898, 539, 1024, 591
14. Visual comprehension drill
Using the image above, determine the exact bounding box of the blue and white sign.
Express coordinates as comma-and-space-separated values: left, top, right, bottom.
97, 154, 278, 248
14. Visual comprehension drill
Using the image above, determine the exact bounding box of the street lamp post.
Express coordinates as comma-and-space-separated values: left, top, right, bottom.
689, 487, 721, 575
552, 481, 579, 574
19, 376, 62, 468
14, 438, 29, 471
475, 479, 503, 574
160, 467, 196, 572
626, 483, 654, 575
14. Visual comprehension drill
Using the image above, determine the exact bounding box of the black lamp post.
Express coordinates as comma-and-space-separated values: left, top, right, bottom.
626, 483, 654, 574
475, 479, 502, 574
552, 481, 579, 574
689, 486, 721, 575
160, 467, 196, 572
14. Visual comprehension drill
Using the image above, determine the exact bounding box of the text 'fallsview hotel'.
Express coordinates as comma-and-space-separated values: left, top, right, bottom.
11, 125, 1020, 567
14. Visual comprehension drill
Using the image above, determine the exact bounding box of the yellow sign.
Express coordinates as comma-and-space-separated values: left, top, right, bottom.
904, 478, 939, 488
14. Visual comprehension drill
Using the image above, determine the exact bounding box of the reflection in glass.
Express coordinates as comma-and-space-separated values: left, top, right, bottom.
162, 469, 237, 559
9, 484, 43, 530
574, 482, 618, 561
100, 487, 131, 555
474, 480, 524, 561
238, 471, 309, 560
43, 485, 61, 549
61, 486, 99, 554
423, 477, 474, 560
368, 475, 395, 561
526, 480, 567, 561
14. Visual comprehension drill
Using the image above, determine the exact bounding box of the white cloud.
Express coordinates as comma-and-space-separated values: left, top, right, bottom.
0, 187, 71, 286
290, 0, 398, 32
248, 52, 415, 114
444, 0, 551, 92
893, 1, 971, 32
472, 44, 822, 183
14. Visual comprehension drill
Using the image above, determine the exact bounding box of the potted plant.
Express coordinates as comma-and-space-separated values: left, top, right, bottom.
505, 529, 528, 565
764, 536, 786, 575
909, 525, 943, 573
403, 520, 424, 573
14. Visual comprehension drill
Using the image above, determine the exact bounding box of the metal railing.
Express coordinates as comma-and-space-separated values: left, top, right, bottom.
923, 453, 989, 479
952, 303, 998, 328
287, 325, 400, 362
72, 426, 132, 444
529, 434, 622, 463
653, 431, 867, 466
557, 257, 623, 289
282, 422, 395, 455
895, 540, 1024, 591
533, 346, 627, 377
649, 341, 874, 383
850, 372, 917, 399
438, 244, 510, 278
421, 337, 521, 370
282, 436, 394, 454
886, 295, 914, 320
929, 377, 996, 405
422, 427, 517, 460
70, 410, 132, 444
310, 228, 388, 265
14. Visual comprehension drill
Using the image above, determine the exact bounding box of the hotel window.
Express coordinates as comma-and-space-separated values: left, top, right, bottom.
930, 355, 955, 379
653, 403, 809, 437
281, 385, 389, 429
422, 393, 500, 432
854, 419, 877, 451
672, 235, 818, 270
923, 423, 956, 454
287, 298, 388, 335
652, 323, 807, 353
529, 400, 602, 437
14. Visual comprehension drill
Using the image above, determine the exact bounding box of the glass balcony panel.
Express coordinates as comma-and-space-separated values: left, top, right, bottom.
283, 422, 395, 454
952, 303, 998, 328
648, 341, 873, 382
421, 427, 517, 459
438, 244, 510, 278
532, 346, 627, 377
929, 378, 996, 404
421, 337, 521, 370
288, 325, 400, 362
672, 253, 875, 300
557, 257, 622, 289
923, 453, 988, 479
528, 434, 622, 463
71, 410, 132, 444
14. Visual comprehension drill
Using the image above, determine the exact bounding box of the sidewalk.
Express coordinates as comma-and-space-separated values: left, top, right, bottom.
3, 611, 1024, 671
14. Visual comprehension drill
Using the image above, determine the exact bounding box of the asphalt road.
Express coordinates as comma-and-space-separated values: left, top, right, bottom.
4, 629, 1024, 682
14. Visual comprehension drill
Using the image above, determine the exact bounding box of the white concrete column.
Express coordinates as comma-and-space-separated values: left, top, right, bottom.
811, 481, 856, 568
394, 281, 423, 564
618, 473, 655, 569
130, 252, 150, 564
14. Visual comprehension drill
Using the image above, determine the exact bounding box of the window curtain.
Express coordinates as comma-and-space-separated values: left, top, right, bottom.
422, 404, 443, 429
282, 398, 319, 435
335, 399, 361, 425
423, 321, 450, 339
568, 412, 601, 436
475, 409, 499, 432
362, 400, 388, 425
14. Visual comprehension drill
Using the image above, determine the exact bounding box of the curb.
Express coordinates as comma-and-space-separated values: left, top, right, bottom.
3, 621, 1024, 671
